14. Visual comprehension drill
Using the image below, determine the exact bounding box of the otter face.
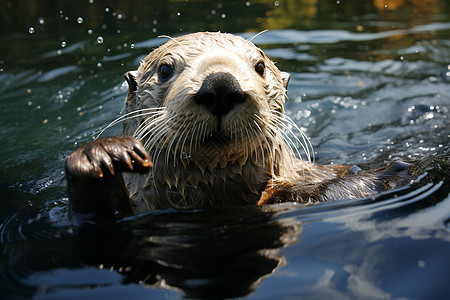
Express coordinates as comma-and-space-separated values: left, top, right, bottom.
123, 32, 291, 171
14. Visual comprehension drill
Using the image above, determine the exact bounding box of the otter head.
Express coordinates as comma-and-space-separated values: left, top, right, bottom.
122, 32, 298, 207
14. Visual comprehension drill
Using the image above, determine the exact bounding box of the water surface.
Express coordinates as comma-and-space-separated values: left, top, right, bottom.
1, 1, 449, 299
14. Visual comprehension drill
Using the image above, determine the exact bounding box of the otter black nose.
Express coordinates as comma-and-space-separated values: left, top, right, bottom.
195, 72, 245, 117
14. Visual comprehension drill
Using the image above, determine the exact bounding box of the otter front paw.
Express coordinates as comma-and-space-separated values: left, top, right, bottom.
65, 136, 151, 178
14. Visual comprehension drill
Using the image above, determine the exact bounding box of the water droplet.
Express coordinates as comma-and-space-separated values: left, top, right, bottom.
77, 17, 83, 24
97, 62, 102, 68
177, 12, 181, 16
274, 1, 279, 6
29, 27, 35, 34
105, 7, 110, 12
97, 36, 104, 44
117, 13, 123, 19
88, 29, 93, 35
221, 14, 226, 18
130, 44, 135, 49
246, 2, 251, 7
417, 260, 426, 268
38, 17, 45, 25
61, 41, 67, 48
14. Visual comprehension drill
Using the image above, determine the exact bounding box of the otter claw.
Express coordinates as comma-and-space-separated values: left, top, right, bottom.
65, 136, 151, 179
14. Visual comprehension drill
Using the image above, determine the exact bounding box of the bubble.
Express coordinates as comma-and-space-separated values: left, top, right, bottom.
29, 27, 35, 34
105, 7, 110, 12
97, 36, 104, 44
38, 17, 45, 25
97, 62, 102, 67
130, 44, 135, 49
77, 17, 84, 24
177, 12, 181, 16
246, 2, 251, 6
88, 29, 93, 35
61, 41, 67, 48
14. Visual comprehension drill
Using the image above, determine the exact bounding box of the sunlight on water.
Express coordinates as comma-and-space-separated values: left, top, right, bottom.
0, 0, 449, 299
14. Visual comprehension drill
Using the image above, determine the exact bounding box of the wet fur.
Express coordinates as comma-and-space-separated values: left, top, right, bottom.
121, 32, 327, 212
65, 32, 427, 221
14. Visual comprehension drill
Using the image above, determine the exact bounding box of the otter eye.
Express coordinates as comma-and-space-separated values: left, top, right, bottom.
158, 64, 174, 81
255, 61, 265, 77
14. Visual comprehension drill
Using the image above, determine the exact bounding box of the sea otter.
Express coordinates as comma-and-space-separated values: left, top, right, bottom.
66, 32, 418, 224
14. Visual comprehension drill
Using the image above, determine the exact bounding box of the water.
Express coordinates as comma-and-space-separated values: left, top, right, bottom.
1, 1, 449, 299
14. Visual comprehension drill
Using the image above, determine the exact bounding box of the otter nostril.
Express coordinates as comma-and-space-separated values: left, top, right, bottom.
195, 72, 245, 117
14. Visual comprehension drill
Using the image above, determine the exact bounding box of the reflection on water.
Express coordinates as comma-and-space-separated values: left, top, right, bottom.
73, 207, 299, 299
1, 0, 450, 299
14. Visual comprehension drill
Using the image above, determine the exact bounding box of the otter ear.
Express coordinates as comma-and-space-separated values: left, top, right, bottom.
124, 71, 138, 94
280, 71, 290, 88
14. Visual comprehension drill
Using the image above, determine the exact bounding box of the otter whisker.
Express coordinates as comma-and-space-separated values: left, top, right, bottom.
272, 110, 314, 161
96, 107, 165, 139
182, 115, 201, 158
253, 114, 279, 176
139, 115, 173, 152
176, 119, 195, 162
239, 119, 251, 163
157, 35, 182, 47
134, 111, 167, 138
189, 117, 202, 156
179, 126, 193, 159
166, 118, 188, 166
252, 119, 268, 169
268, 116, 303, 161
247, 29, 268, 43
269, 110, 314, 162
169, 116, 192, 165
136, 114, 173, 148
199, 118, 208, 145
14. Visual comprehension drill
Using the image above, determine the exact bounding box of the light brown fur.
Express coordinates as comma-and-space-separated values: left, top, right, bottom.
118, 32, 341, 213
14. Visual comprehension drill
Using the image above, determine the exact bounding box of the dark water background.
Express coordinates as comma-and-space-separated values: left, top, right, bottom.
1, 0, 450, 299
